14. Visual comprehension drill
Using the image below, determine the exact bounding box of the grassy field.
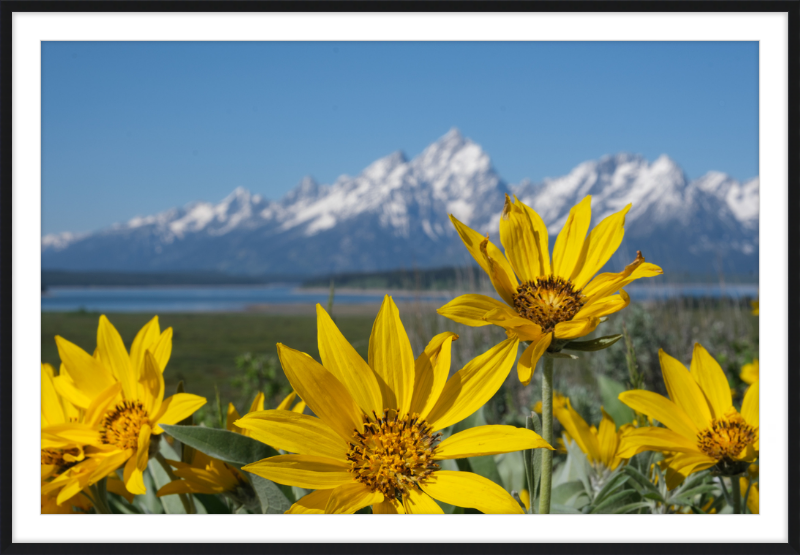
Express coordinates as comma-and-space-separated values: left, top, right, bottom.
42, 297, 757, 429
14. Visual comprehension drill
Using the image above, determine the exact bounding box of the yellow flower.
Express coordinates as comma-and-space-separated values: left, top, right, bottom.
238, 298, 553, 514
46, 315, 207, 502
751, 300, 759, 316
438, 195, 662, 384
554, 399, 632, 473
519, 489, 530, 511
740, 477, 759, 514
157, 391, 305, 498
618, 343, 758, 488
740, 359, 759, 385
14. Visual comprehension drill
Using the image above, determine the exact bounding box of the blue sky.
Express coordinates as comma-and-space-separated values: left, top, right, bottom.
42, 41, 758, 235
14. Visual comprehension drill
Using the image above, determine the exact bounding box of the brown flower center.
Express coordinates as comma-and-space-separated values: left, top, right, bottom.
512, 276, 585, 333
697, 414, 757, 461
347, 409, 440, 501
101, 400, 149, 450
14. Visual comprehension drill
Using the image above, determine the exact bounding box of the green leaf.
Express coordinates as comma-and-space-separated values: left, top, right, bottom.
590, 490, 640, 513
250, 474, 292, 514
552, 480, 590, 509
622, 466, 663, 501
613, 502, 651, 514
591, 471, 628, 505
563, 334, 623, 352
148, 440, 188, 514
524, 412, 543, 513
598, 376, 635, 426
140, 469, 165, 514
670, 484, 720, 505
194, 493, 231, 514
160, 424, 279, 467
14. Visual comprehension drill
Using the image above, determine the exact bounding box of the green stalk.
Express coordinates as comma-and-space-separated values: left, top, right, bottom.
538, 356, 554, 515
88, 477, 112, 514
731, 477, 742, 514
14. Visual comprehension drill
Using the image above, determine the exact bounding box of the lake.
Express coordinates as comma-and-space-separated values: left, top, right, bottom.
40, 284, 759, 313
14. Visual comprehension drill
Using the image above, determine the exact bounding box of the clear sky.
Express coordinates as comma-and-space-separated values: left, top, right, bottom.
42, 41, 758, 235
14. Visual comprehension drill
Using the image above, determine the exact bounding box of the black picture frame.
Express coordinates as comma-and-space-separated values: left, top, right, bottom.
3, 1, 798, 554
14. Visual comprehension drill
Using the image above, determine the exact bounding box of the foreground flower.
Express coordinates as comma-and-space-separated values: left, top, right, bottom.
46, 315, 207, 501
438, 195, 662, 383
740, 359, 759, 385
238, 298, 553, 514
740, 477, 759, 514
618, 343, 758, 487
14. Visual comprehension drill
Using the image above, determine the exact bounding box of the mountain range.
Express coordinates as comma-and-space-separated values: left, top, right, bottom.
42, 129, 759, 277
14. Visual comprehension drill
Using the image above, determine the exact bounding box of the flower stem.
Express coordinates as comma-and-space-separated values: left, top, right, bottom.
89, 477, 112, 514
538, 356, 554, 515
731, 477, 742, 514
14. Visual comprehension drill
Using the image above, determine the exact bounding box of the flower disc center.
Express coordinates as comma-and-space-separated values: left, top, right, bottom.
347, 409, 440, 500
513, 276, 585, 333
41, 447, 81, 470
101, 400, 149, 451
697, 414, 757, 461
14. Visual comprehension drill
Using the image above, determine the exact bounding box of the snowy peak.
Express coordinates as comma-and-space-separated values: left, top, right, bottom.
41, 132, 759, 275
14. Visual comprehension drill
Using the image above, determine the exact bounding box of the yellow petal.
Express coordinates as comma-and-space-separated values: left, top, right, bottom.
54, 336, 116, 405
659, 349, 713, 430
437, 294, 513, 327
740, 360, 759, 385
741, 381, 758, 428
368, 296, 415, 414
226, 403, 242, 433
248, 392, 265, 413
571, 204, 631, 288
479, 235, 518, 306
96, 315, 137, 400
618, 390, 698, 440
324, 482, 384, 514
151, 393, 207, 434
740, 478, 759, 514
286, 489, 334, 514
41, 364, 66, 426
275, 392, 296, 411
123, 454, 146, 495
374, 499, 406, 514
436, 425, 552, 459
136, 424, 151, 473
574, 290, 630, 320
140, 351, 165, 417
664, 452, 718, 489
552, 196, 592, 280
499, 194, 548, 282
152, 328, 173, 373
616, 427, 702, 459
426, 337, 519, 431
517, 333, 552, 386
403, 486, 443, 514
553, 401, 600, 463
318, 304, 383, 415
597, 408, 618, 468
242, 454, 352, 489
689, 343, 733, 419
107, 475, 136, 503
515, 196, 552, 276
41, 423, 101, 448
277, 343, 364, 442
129, 316, 161, 376
292, 400, 307, 414
553, 317, 600, 341
83, 382, 122, 428
420, 470, 523, 514
483, 308, 544, 342
450, 214, 518, 303
410, 332, 457, 419
582, 252, 663, 306
235, 410, 348, 461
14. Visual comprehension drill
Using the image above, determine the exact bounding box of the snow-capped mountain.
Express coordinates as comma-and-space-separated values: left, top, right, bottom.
42, 129, 759, 276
